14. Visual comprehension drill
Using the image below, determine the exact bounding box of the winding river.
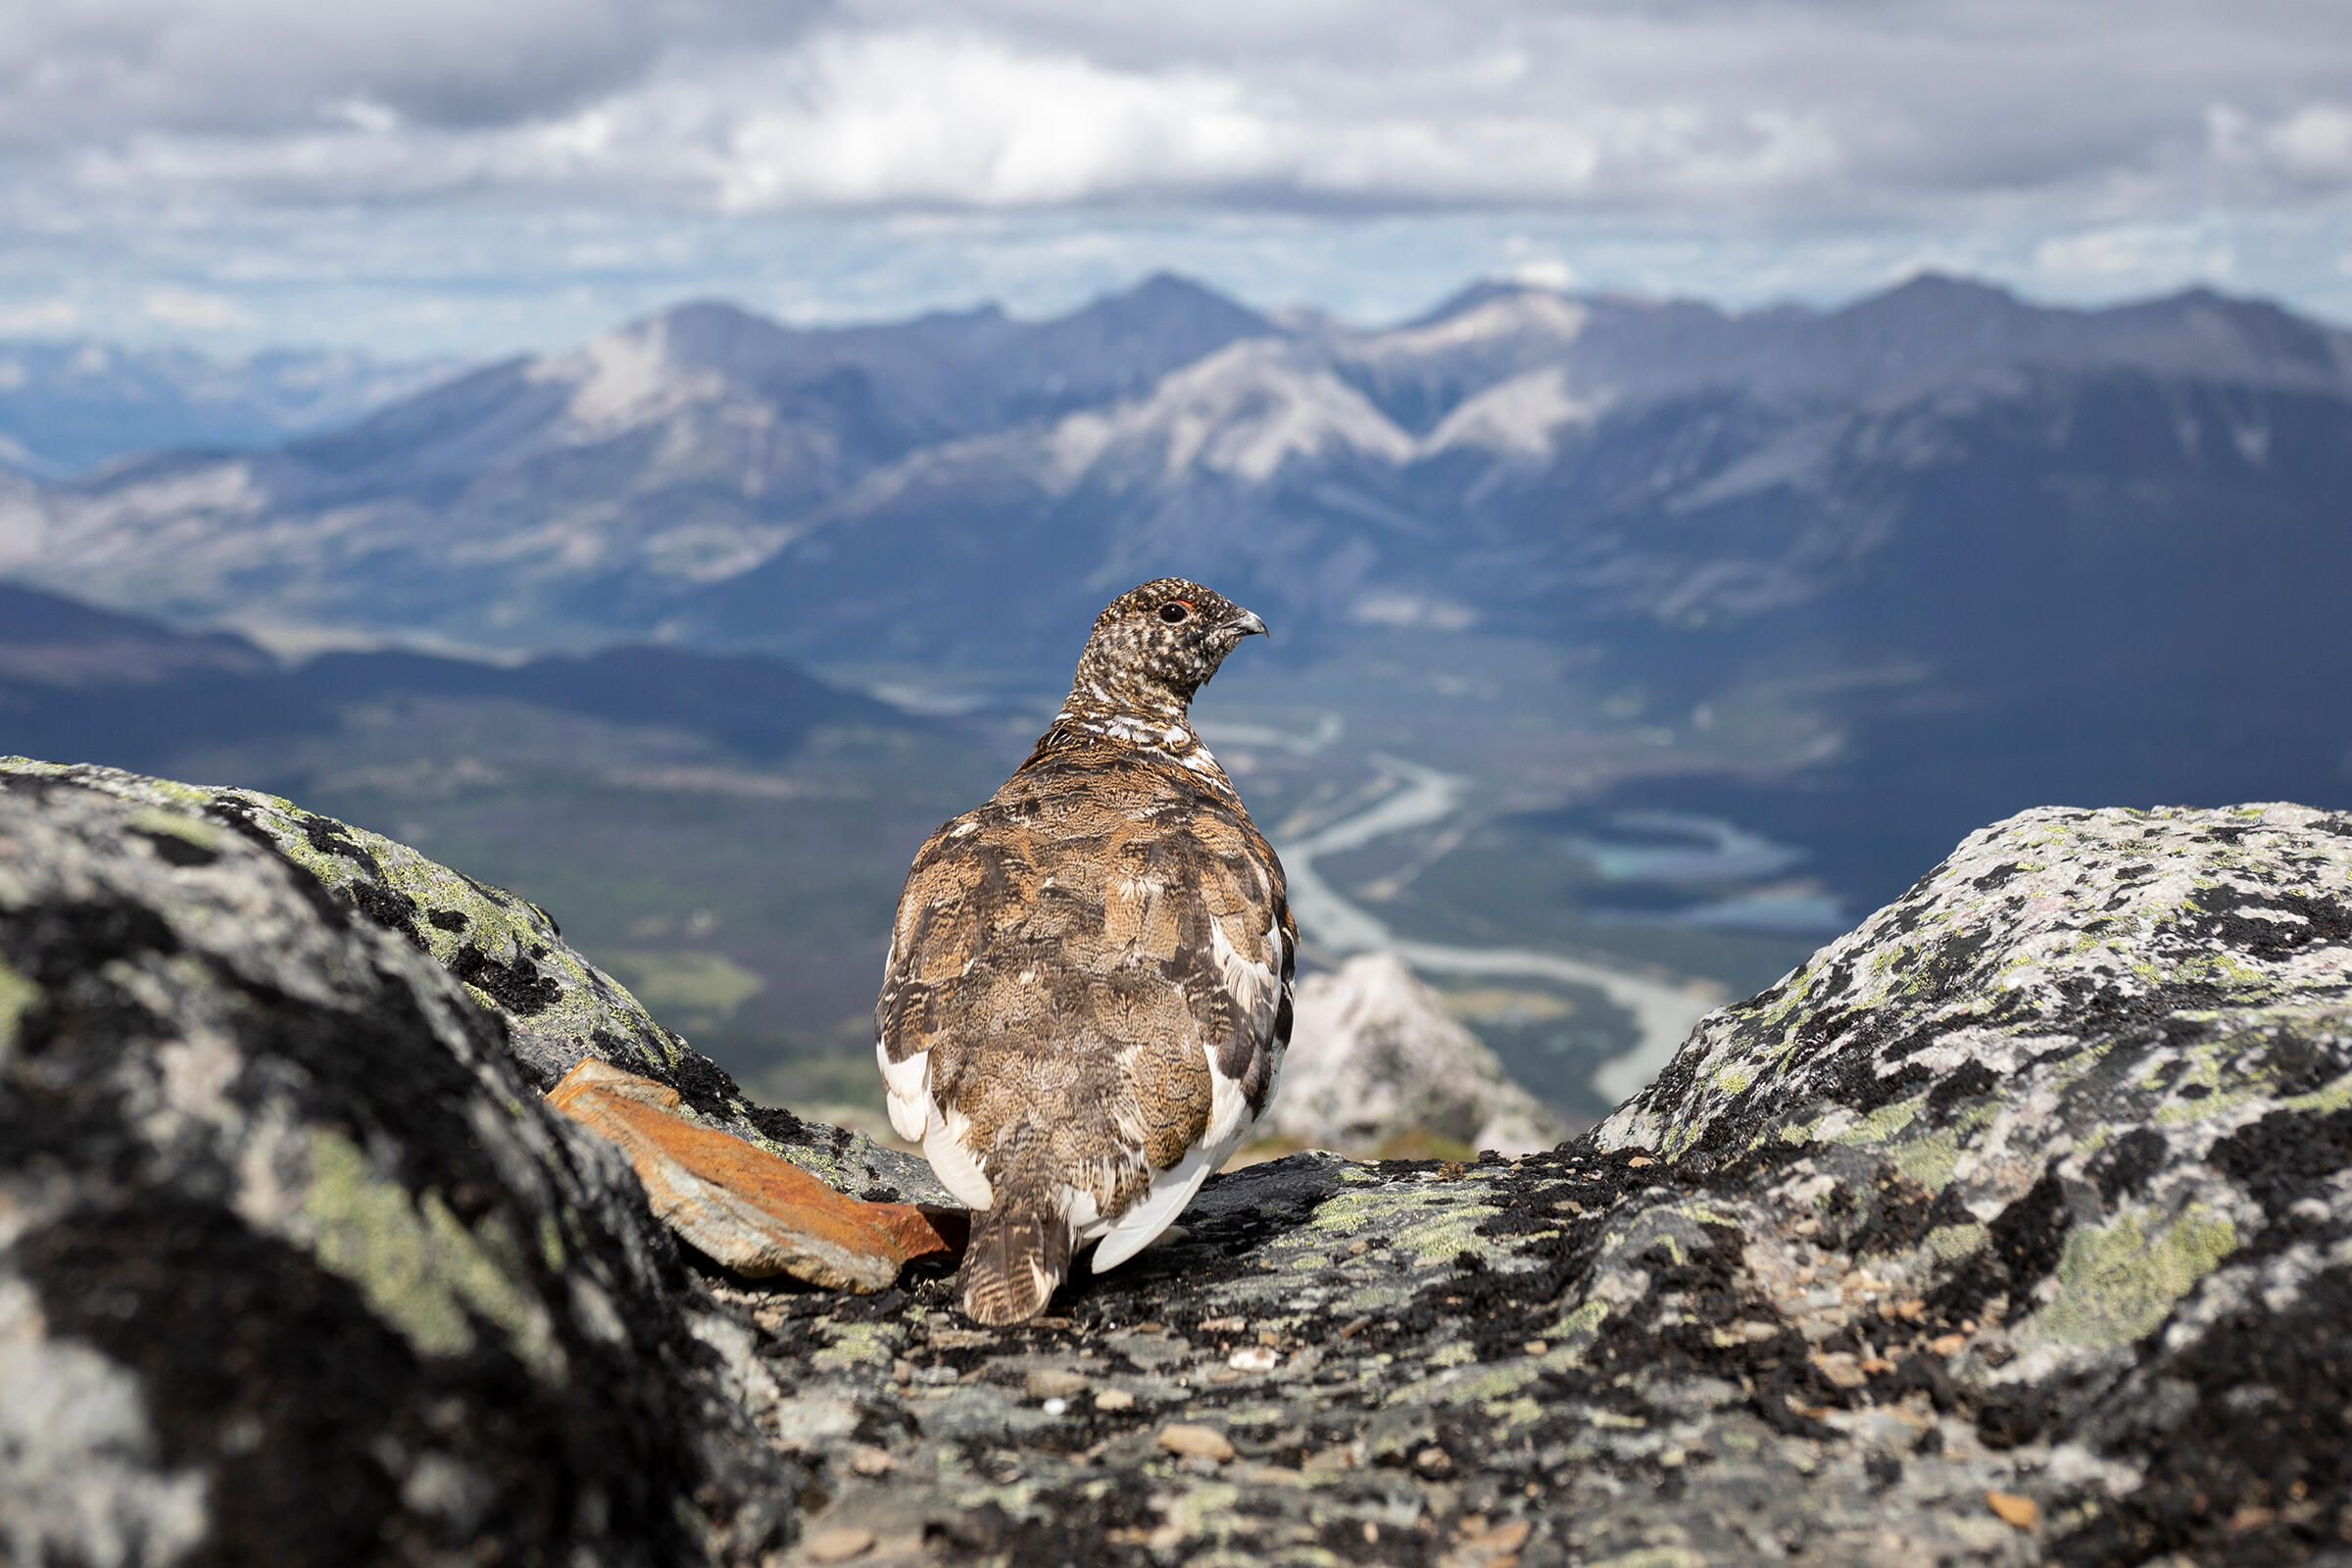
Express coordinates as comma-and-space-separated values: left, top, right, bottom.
1273, 755, 1718, 1106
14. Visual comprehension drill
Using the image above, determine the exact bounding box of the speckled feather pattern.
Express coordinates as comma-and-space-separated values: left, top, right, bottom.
876, 579, 1294, 1323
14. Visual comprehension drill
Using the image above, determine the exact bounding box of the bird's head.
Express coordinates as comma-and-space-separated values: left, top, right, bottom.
1063, 577, 1269, 726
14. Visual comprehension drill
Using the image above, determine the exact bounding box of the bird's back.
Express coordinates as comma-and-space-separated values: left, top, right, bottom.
877, 738, 1292, 1321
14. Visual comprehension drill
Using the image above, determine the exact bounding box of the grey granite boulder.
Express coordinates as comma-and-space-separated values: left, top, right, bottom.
0, 767, 797, 1566
1592, 802, 2352, 1566
7, 759, 2349, 1567
0, 757, 940, 1203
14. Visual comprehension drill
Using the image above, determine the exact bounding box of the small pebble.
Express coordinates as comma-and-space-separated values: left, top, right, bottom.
1414, 1446, 1453, 1476
1156, 1422, 1236, 1462
1094, 1388, 1136, 1411
850, 1446, 894, 1477
804, 1527, 876, 1562
1042, 1397, 1067, 1416
1348, 1238, 1369, 1254
1024, 1366, 1089, 1399
1228, 1346, 1279, 1372
1478, 1520, 1533, 1553
1930, 1332, 1968, 1357
1986, 1492, 2040, 1530
1523, 1340, 1548, 1356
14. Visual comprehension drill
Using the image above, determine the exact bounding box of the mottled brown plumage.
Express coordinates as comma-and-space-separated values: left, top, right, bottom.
876, 579, 1294, 1325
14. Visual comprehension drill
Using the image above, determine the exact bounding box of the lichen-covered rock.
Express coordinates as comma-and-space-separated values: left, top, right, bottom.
1262, 952, 1569, 1157
0, 769, 796, 1566
1590, 802, 2352, 1565
0, 757, 942, 1203
9, 760, 2348, 1567
715, 805, 2350, 1567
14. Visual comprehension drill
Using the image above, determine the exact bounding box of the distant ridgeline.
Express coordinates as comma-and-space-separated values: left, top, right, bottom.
4, 270, 2351, 910
0, 337, 458, 478
0, 582, 909, 776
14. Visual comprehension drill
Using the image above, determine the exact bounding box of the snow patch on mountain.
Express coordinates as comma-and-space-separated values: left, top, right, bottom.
527, 319, 733, 436
1421, 366, 1608, 458
1050, 339, 1416, 486
0, 472, 45, 568
1364, 292, 1591, 362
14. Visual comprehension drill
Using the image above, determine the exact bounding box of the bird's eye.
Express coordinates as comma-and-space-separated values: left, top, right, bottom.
1158, 602, 1193, 624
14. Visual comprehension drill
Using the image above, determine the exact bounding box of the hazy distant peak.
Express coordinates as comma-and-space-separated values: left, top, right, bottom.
1814, 269, 2352, 392
1020, 272, 1276, 368
1362, 289, 1592, 362
1859, 270, 2026, 309
1400, 277, 1558, 327
635, 300, 802, 365
2127, 287, 2351, 376
1095, 270, 1257, 316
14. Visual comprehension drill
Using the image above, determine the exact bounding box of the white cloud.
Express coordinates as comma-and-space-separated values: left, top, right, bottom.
2266, 103, 2352, 181
716, 30, 1278, 210
2033, 225, 2236, 285
0, 298, 79, 332
8, 1, 2351, 218
141, 285, 251, 328
1508, 257, 1578, 292
5, 2, 2352, 348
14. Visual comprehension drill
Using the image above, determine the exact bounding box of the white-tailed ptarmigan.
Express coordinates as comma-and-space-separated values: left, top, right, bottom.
875, 578, 1294, 1325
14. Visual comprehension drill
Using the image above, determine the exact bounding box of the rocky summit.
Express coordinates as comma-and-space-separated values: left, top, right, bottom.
3, 757, 2349, 1567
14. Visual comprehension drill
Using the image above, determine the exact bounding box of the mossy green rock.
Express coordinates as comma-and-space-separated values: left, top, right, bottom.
6, 768, 2349, 1567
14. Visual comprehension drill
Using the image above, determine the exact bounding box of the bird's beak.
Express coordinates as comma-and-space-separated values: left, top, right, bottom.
1226, 609, 1270, 640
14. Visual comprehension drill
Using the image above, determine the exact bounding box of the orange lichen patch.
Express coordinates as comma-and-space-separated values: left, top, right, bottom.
547, 1060, 964, 1291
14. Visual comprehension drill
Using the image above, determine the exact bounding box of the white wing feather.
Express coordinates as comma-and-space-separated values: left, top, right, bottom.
876, 1038, 932, 1141
1090, 1136, 1229, 1273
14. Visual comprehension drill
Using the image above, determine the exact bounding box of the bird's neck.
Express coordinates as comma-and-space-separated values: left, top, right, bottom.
1025, 688, 1235, 798
1049, 690, 1192, 746
1054, 657, 1195, 738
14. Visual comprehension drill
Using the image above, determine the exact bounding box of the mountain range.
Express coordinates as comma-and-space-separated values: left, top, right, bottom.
4, 269, 2350, 915
7, 270, 2352, 1122
6, 271, 2346, 663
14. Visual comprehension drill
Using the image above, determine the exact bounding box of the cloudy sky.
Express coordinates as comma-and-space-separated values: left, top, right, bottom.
4, 0, 2349, 355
